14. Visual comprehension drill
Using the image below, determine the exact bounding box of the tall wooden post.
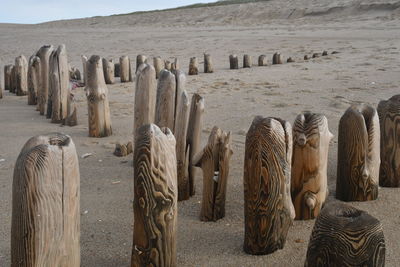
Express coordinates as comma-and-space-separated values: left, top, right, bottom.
229, 55, 239, 69
102, 58, 115, 84
27, 56, 41, 106
114, 62, 120, 77
4, 65, 13, 91
64, 89, 78, 127
37, 45, 54, 115
204, 53, 213, 73
155, 70, 176, 131
243, 54, 252, 68
153, 57, 162, 79
119, 56, 130, 83
258, 55, 267, 66
272, 53, 283, 64
337, 104, 380, 201
132, 124, 177, 267
86, 55, 112, 137
81, 55, 88, 85
164, 60, 172, 71
11, 133, 80, 267
243, 116, 295, 255
291, 112, 333, 220
15, 55, 28, 96
188, 57, 198, 75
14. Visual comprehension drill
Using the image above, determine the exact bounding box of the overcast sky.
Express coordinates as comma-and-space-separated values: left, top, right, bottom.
0, 0, 212, 24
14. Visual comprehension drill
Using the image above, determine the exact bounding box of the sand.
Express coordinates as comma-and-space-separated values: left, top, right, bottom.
1, 0, 400, 266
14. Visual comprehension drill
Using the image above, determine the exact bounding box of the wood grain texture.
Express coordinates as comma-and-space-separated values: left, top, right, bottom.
102, 58, 115, 84
243, 54, 252, 68
132, 124, 177, 267
243, 116, 295, 255
305, 202, 385, 267
153, 57, 162, 79
155, 69, 176, 131
291, 112, 333, 220
193, 126, 233, 221
11, 133, 80, 267
188, 57, 198, 75
81, 55, 88, 85
36, 45, 54, 115
86, 55, 112, 137
336, 104, 380, 201
377, 94, 400, 187
119, 56, 130, 82
15, 55, 28, 96
4, 64, 13, 91
258, 55, 267, 66
229, 55, 239, 69
272, 53, 283, 64
69, 67, 81, 81
204, 53, 214, 73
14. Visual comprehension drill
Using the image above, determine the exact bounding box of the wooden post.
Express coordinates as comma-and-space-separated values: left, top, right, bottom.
193, 126, 233, 221
64, 89, 78, 127
243, 116, 295, 255
11, 133, 80, 267
304, 55, 310, 60
114, 62, 120, 77
37, 45, 54, 115
378, 95, 400, 187
305, 202, 385, 267
272, 53, 283, 64
81, 55, 88, 85
188, 57, 198, 75
15, 55, 28, 96
4, 65, 13, 91
119, 56, 130, 82
322, 51, 328, 56
312, 53, 320, 58
174, 70, 186, 127
153, 57, 162, 79
155, 70, 176, 131
337, 104, 380, 201
86, 55, 112, 137
164, 60, 171, 71
102, 58, 115, 84
10, 64, 16, 93
136, 54, 147, 73
229, 55, 238, 69
243, 55, 252, 68
27, 56, 41, 106
132, 124, 177, 267
204, 53, 213, 73
287, 57, 295, 63
171, 58, 179, 72
291, 113, 333, 220
69, 67, 81, 81
258, 55, 267, 66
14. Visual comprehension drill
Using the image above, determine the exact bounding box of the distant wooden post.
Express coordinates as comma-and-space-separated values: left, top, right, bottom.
11, 133, 80, 267
287, 57, 295, 63
312, 53, 320, 58
193, 126, 233, 221
304, 55, 310, 60
10, 65, 16, 93
291, 113, 333, 220
153, 57, 162, 79
243, 55, 252, 68
4, 65, 13, 91
69, 67, 81, 81
322, 51, 328, 56
37, 45, 54, 115
171, 58, 179, 71
136, 54, 147, 73
15, 55, 28, 96
337, 104, 380, 201
114, 62, 120, 77
81, 55, 88, 85
229, 55, 238, 69
204, 53, 213, 73
164, 60, 172, 71
305, 202, 385, 267
174, 70, 186, 125
120, 56, 130, 82
155, 70, 176, 131
243, 116, 295, 255
28, 56, 41, 105
86, 55, 112, 137
378, 95, 400, 187
188, 57, 198, 75
102, 58, 115, 84
258, 55, 267, 66
272, 53, 283, 64
132, 124, 177, 267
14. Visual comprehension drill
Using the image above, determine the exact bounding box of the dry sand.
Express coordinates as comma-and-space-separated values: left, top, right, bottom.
1, 0, 400, 266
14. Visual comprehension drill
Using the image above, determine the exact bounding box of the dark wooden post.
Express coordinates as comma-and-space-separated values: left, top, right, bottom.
155, 70, 176, 131
322, 51, 328, 56
15, 55, 28, 96
229, 55, 239, 69
136, 54, 147, 73
11, 133, 80, 267
37, 45, 54, 115
287, 57, 295, 63
258, 55, 267, 66
272, 53, 283, 64
188, 57, 198, 75
119, 55, 130, 82
204, 53, 213, 73
102, 58, 115, 84
243, 54, 252, 68
4, 64, 13, 91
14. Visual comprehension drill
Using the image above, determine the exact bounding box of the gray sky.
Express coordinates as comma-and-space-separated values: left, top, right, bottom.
0, 0, 212, 24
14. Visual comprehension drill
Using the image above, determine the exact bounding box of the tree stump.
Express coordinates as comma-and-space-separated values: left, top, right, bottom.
193, 126, 233, 221
15, 55, 28, 96
287, 57, 295, 63
136, 54, 147, 73
243, 116, 295, 255
37, 45, 54, 115
188, 57, 198, 75
27, 56, 41, 106
305, 202, 385, 267
229, 55, 239, 69
119, 56, 130, 82
258, 55, 267, 66
132, 124, 177, 267
291, 112, 333, 220
243, 54, 252, 68
164, 60, 172, 71
4, 64, 14, 91
272, 53, 283, 64
155, 70, 176, 131
11, 133, 80, 267
377, 95, 400, 187
337, 104, 380, 201
114, 62, 120, 77
81, 55, 88, 84
102, 58, 115, 84
86, 55, 112, 137
153, 57, 162, 79
204, 53, 213, 73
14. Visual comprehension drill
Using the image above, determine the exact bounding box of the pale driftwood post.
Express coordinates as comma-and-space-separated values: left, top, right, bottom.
229, 55, 238, 69
204, 53, 213, 73
291, 113, 333, 220
134, 64, 157, 137
11, 133, 80, 267
153, 57, 162, 79
136, 54, 147, 73
272, 53, 283, 64
132, 124, 177, 267
81, 55, 88, 85
155, 70, 176, 131
4, 65, 13, 91
114, 62, 120, 77
37, 45, 54, 115
119, 56, 130, 83
28, 56, 41, 106
188, 57, 198, 75
337, 104, 380, 201
193, 126, 233, 221
86, 55, 112, 137
243, 55, 252, 68
258, 55, 267, 66
305, 202, 385, 267
164, 60, 172, 71
312, 53, 320, 58
15, 55, 28, 96
102, 58, 115, 84
287, 57, 295, 63
244, 116, 295, 255
378, 95, 400, 187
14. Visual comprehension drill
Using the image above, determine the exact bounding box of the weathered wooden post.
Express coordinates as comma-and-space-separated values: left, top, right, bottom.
243, 54, 252, 68
229, 55, 239, 69
81, 55, 88, 84
243, 116, 295, 255
102, 58, 115, 84
337, 104, 380, 201
27, 56, 41, 106
132, 124, 177, 267
171, 58, 179, 71
258, 55, 267, 66
287, 57, 295, 63
272, 53, 283, 64
291, 112, 333, 220
304, 55, 310, 60
114, 62, 120, 77
173, 70, 186, 124
312, 53, 320, 58
136, 54, 147, 73
204, 53, 213, 73
86, 55, 112, 137
378, 95, 400, 187
119, 56, 130, 82
155, 70, 176, 131
15, 55, 28, 96
10, 64, 16, 93
11, 133, 80, 267
164, 60, 172, 71
64, 89, 78, 127
305, 202, 385, 267
4, 65, 13, 91
153, 57, 162, 79
69, 67, 81, 81
193, 126, 233, 221
188, 57, 198, 75
37, 45, 54, 115
322, 51, 328, 56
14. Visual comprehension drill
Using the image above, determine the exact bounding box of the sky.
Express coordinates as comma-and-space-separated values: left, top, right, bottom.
0, 0, 212, 24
